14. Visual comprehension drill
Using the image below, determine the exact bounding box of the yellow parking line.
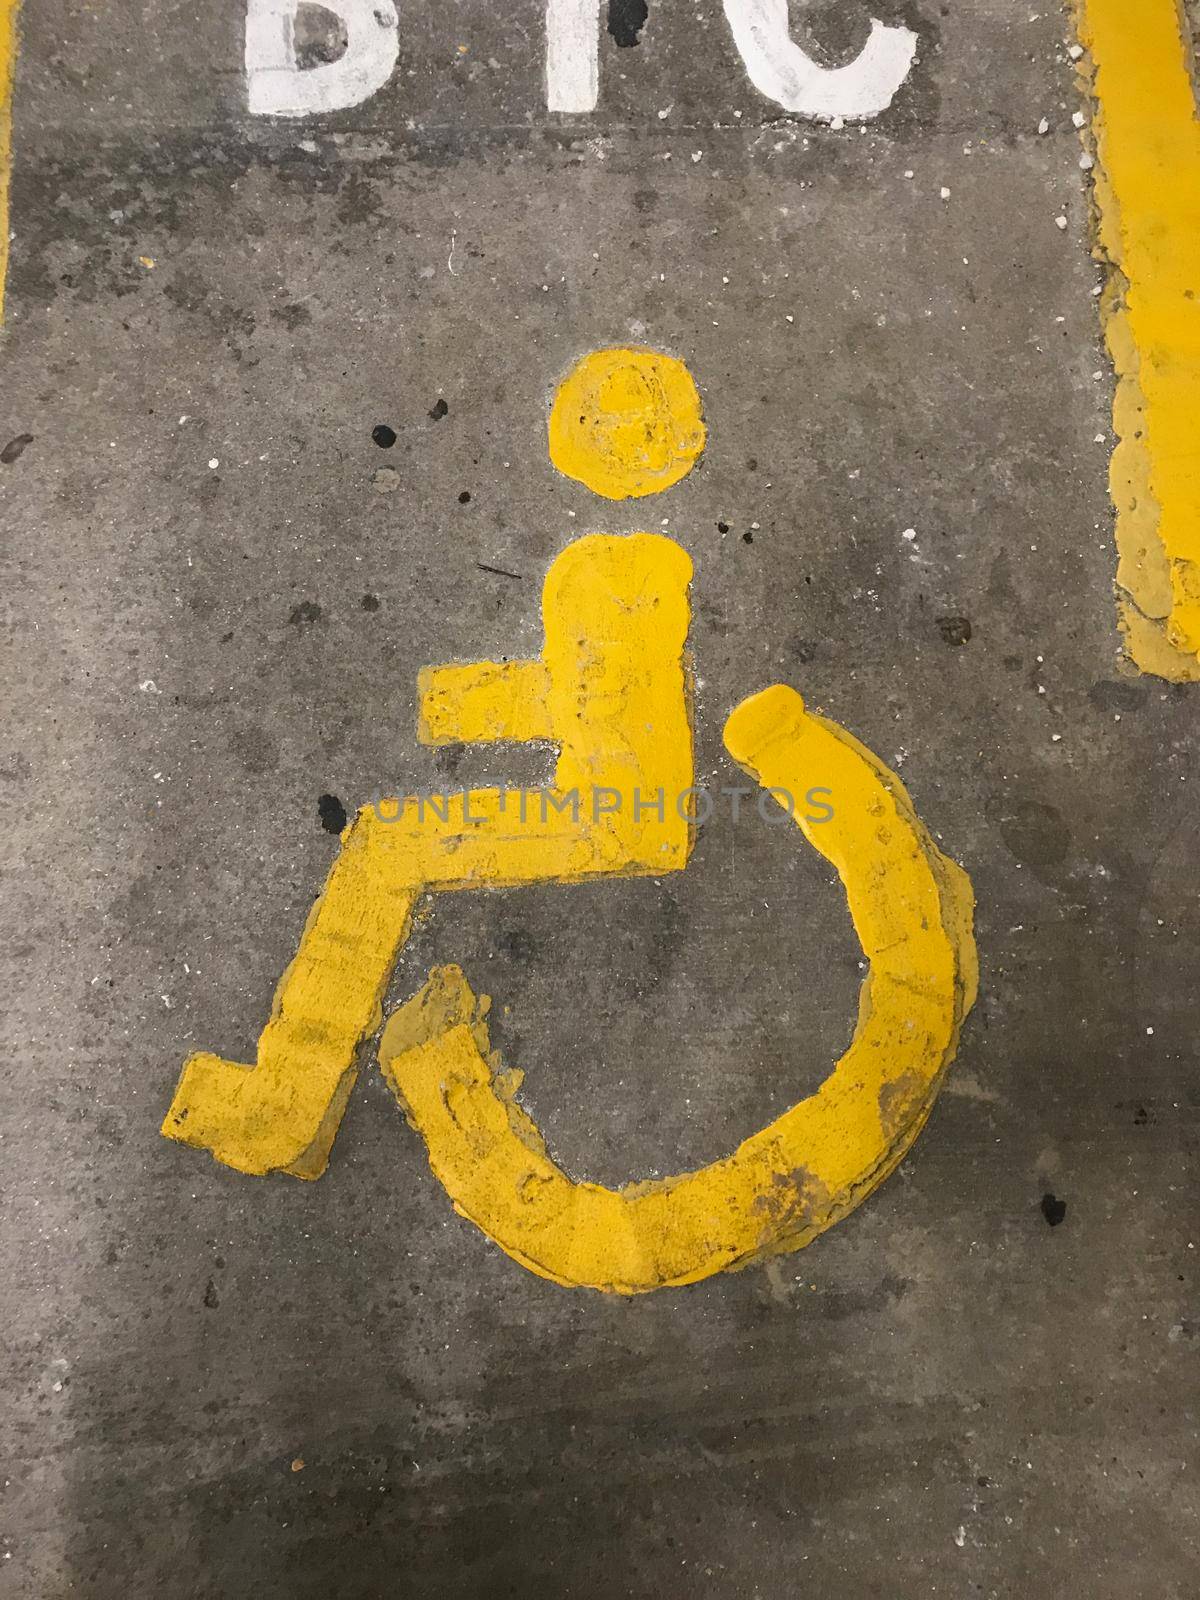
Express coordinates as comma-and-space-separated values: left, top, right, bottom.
1075, 0, 1200, 679
0, 0, 19, 326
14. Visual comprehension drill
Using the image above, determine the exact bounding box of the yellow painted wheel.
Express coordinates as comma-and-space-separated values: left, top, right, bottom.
381, 684, 978, 1294
548, 346, 706, 500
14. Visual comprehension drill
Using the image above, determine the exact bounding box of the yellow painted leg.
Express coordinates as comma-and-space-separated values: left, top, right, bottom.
164, 825, 421, 1178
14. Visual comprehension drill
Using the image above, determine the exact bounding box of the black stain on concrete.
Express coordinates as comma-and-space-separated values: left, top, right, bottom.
293, 2, 348, 66
820, 1273, 909, 1320
991, 798, 1070, 878
608, 0, 649, 47
372, 424, 397, 448
0, 752, 33, 782
270, 302, 311, 330
1041, 1193, 1067, 1227
162, 272, 257, 361
937, 615, 972, 646
1088, 678, 1147, 713
361, 593, 381, 611
202, 1279, 220, 1309
499, 928, 539, 964
459, 490, 472, 503
318, 793, 348, 835
429, 398, 449, 420
336, 171, 386, 228
433, 745, 465, 778
289, 600, 322, 626
717, 521, 730, 534
228, 725, 280, 775
1, 434, 33, 464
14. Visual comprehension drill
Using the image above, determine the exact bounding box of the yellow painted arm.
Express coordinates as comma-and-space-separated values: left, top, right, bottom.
417, 660, 554, 744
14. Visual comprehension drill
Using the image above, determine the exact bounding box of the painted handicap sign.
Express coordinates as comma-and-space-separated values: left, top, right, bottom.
162, 349, 977, 1293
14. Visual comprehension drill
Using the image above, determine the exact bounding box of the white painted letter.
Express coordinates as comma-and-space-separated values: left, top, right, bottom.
722, 0, 916, 121
547, 0, 600, 113
246, 0, 399, 117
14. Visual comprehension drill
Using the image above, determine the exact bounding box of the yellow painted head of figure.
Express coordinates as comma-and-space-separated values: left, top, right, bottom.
548, 346, 706, 500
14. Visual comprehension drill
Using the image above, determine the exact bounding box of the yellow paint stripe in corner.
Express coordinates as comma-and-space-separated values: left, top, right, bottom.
0, 0, 19, 326
1074, 0, 1200, 679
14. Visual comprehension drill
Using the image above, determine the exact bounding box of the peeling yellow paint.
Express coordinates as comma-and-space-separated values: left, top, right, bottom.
162, 532, 696, 1177
0, 0, 20, 326
380, 685, 977, 1294
1075, 0, 1200, 678
548, 346, 707, 500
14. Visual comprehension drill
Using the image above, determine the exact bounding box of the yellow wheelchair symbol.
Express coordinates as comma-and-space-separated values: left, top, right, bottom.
163, 347, 977, 1294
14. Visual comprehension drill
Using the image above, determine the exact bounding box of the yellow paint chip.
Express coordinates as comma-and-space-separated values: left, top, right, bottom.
0, 0, 20, 326
548, 347, 706, 500
1074, 0, 1200, 677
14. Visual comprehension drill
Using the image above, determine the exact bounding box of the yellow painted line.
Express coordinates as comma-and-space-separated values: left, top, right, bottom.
1075, 0, 1200, 679
380, 686, 977, 1295
0, 0, 19, 325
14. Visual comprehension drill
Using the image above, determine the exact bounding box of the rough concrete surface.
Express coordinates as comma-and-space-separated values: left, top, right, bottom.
0, 1, 1196, 1595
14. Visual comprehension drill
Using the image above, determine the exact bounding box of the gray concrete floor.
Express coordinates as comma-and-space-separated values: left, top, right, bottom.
1, 1, 1197, 1595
